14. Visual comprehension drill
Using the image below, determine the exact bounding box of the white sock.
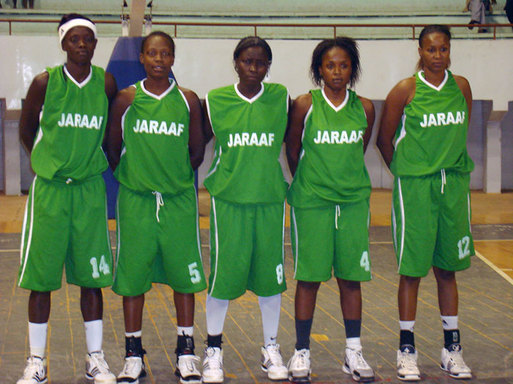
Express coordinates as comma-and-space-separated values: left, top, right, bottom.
258, 294, 281, 347
28, 322, 48, 358
441, 315, 458, 330
399, 320, 415, 332
346, 337, 362, 350
206, 294, 229, 336
177, 326, 194, 337
125, 330, 142, 338
84, 319, 103, 354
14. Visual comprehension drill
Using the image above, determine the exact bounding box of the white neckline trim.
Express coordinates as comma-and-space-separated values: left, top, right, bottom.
234, 82, 264, 103
63, 65, 92, 88
418, 70, 448, 92
141, 78, 176, 100
321, 87, 349, 112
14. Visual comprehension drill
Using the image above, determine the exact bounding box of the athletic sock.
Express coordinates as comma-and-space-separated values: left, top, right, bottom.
205, 295, 229, 336
28, 322, 48, 358
441, 315, 460, 349
399, 320, 416, 351
84, 319, 103, 354
295, 318, 313, 350
258, 294, 281, 346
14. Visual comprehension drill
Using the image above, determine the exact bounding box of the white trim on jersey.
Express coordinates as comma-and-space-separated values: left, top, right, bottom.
396, 177, 406, 273
321, 86, 349, 112
234, 82, 264, 104
394, 114, 408, 148
281, 201, 286, 267
205, 146, 222, 179
140, 78, 176, 100
418, 70, 448, 92
18, 176, 38, 286
64, 64, 92, 88
291, 207, 299, 279
210, 197, 221, 294
177, 88, 191, 112
119, 105, 131, 159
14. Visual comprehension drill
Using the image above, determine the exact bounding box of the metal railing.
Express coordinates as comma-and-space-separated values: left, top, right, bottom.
0, 18, 512, 39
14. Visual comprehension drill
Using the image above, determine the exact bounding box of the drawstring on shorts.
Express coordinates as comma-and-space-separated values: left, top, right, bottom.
335, 205, 341, 229
152, 191, 164, 222
441, 169, 447, 194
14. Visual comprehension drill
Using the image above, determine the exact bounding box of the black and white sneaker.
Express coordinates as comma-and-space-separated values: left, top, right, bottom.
17, 356, 47, 384
175, 353, 202, 384
117, 356, 146, 384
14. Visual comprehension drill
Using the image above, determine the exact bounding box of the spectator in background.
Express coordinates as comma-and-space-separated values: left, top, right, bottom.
505, 0, 513, 30
464, 0, 496, 33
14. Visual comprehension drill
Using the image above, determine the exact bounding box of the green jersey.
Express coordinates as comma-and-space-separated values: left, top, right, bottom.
31, 65, 108, 181
204, 83, 289, 204
288, 88, 371, 208
115, 80, 193, 194
391, 70, 474, 177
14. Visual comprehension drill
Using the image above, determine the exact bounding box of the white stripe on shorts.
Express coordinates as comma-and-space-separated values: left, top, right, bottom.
396, 177, 406, 273
210, 197, 220, 294
291, 207, 299, 279
18, 176, 38, 286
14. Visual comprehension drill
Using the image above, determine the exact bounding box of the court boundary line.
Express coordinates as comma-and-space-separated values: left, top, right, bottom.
475, 249, 513, 286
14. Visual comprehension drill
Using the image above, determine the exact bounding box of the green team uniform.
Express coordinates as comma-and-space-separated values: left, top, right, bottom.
288, 88, 371, 282
113, 80, 206, 296
205, 83, 288, 299
391, 70, 475, 277
18, 65, 113, 291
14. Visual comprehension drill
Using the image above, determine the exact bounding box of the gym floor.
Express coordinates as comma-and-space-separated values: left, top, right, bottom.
1, 190, 512, 383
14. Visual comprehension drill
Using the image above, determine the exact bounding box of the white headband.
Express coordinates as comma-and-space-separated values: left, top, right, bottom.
58, 18, 97, 44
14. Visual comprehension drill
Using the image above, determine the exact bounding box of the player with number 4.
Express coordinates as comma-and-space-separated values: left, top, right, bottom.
107, 31, 207, 384
285, 37, 375, 383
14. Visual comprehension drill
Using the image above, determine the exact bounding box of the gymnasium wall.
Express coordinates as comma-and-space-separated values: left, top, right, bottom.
1, 36, 512, 191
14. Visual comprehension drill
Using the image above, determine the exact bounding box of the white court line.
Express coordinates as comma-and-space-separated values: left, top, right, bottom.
475, 250, 513, 286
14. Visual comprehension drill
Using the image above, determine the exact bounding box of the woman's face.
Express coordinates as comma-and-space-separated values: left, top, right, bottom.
62, 26, 97, 65
418, 32, 451, 73
235, 46, 270, 86
319, 46, 352, 92
140, 35, 175, 79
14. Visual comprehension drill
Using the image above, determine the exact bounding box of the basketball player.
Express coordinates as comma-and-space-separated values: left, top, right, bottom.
17, 13, 117, 384
107, 31, 206, 384
285, 37, 375, 383
201, 36, 289, 383
377, 25, 474, 381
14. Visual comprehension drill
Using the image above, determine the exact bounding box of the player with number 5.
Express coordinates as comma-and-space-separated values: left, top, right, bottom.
107, 31, 207, 384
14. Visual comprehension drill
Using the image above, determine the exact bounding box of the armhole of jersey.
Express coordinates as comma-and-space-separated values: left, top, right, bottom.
205, 93, 216, 137
178, 88, 191, 112
285, 88, 291, 113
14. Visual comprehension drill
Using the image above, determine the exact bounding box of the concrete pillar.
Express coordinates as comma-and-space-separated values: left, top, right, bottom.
484, 110, 505, 193
3, 109, 21, 195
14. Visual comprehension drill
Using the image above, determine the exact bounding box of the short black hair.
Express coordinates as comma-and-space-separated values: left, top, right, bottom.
310, 37, 361, 87
58, 13, 94, 29
418, 24, 451, 47
141, 31, 175, 55
233, 36, 272, 63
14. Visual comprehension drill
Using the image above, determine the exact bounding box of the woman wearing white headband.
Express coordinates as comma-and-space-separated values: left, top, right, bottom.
16, 13, 118, 384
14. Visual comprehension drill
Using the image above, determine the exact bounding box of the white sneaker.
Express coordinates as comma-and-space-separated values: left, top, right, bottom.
202, 347, 224, 383
17, 356, 47, 384
261, 344, 288, 380
85, 351, 116, 384
396, 347, 421, 381
343, 347, 375, 382
176, 354, 202, 384
287, 348, 311, 383
117, 356, 146, 384
440, 345, 472, 379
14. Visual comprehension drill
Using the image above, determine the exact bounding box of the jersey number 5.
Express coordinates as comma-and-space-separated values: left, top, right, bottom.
188, 262, 202, 284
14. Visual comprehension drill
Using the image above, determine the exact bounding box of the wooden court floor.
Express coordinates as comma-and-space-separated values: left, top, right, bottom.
0, 190, 512, 383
